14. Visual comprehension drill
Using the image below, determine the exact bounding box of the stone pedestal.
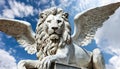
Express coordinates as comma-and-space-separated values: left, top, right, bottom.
50, 63, 81, 69
27, 63, 81, 69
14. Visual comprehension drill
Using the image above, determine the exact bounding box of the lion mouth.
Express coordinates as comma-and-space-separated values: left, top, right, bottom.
50, 34, 59, 43
51, 38, 59, 43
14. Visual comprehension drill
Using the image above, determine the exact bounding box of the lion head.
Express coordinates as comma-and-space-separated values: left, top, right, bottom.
35, 7, 71, 60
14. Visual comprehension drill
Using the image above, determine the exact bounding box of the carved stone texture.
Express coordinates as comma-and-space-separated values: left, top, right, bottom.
50, 63, 81, 69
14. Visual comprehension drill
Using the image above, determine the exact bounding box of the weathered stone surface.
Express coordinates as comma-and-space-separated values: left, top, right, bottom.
50, 63, 81, 69
26, 63, 81, 69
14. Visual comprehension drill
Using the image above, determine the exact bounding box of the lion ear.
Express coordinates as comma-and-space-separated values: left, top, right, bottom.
39, 13, 47, 19
63, 12, 69, 19
39, 13, 44, 18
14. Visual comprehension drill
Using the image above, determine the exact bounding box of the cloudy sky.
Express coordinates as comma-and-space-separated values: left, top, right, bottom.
0, 0, 120, 69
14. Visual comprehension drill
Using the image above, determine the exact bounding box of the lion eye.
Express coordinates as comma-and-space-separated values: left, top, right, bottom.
47, 20, 51, 23
57, 20, 62, 23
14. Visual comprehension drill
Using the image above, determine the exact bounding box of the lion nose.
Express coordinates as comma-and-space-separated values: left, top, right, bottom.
52, 27, 58, 30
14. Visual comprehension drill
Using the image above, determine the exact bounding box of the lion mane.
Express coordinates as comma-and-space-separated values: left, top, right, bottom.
35, 7, 71, 60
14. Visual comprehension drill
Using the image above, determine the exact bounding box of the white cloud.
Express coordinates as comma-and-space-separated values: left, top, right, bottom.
106, 55, 120, 69
95, 7, 120, 69
0, 0, 5, 6
0, 32, 5, 48
72, 0, 120, 13
98, 0, 120, 6
0, 49, 17, 69
2, 9, 15, 18
51, 0, 56, 7
59, 0, 74, 8
109, 55, 120, 69
1, 0, 34, 18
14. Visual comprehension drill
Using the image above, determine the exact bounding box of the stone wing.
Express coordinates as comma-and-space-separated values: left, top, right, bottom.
0, 18, 37, 54
72, 2, 120, 46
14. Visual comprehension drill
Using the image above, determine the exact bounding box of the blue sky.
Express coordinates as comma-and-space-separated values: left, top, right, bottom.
0, 0, 120, 69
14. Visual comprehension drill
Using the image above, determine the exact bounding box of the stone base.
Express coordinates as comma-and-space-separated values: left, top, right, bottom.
50, 63, 81, 69
27, 63, 81, 69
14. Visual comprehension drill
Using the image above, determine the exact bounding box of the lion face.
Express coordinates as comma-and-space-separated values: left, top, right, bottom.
44, 14, 64, 43
35, 7, 71, 59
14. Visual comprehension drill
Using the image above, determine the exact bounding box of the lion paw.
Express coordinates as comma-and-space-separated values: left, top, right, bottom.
39, 56, 56, 69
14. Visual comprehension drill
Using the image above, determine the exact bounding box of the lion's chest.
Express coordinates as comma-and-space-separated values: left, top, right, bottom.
37, 43, 59, 60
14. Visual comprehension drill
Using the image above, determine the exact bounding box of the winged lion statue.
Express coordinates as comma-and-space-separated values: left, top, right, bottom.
0, 2, 120, 69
